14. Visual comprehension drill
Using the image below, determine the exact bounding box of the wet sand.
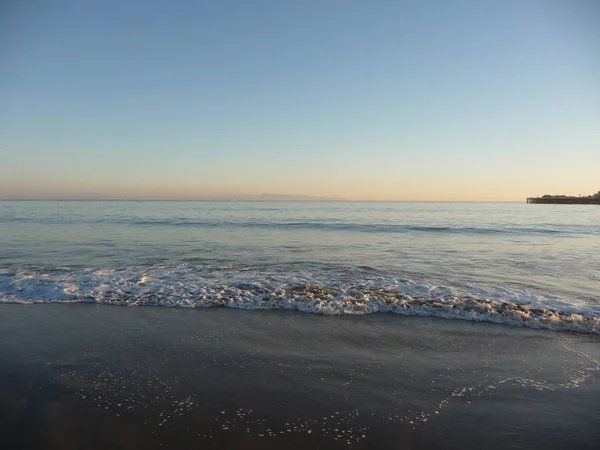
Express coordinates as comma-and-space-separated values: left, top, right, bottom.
1, 304, 599, 449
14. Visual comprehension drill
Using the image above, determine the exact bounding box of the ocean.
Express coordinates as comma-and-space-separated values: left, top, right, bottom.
2, 201, 599, 332
1, 201, 599, 449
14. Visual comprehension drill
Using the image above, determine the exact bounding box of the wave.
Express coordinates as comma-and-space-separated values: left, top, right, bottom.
2, 215, 584, 236
2, 264, 598, 334
120, 220, 577, 236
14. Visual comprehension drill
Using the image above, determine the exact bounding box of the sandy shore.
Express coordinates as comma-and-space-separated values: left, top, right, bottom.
1, 304, 599, 449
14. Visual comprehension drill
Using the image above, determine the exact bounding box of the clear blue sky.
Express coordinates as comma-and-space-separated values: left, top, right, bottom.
2, 0, 599, 200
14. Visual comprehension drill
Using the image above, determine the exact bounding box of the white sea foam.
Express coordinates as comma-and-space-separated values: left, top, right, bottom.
1, 264, 599, 334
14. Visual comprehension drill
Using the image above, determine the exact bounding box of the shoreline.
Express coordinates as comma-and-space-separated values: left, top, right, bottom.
1, 299, 598, 335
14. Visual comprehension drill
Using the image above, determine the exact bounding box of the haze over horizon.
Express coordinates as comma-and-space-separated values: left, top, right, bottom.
2, 1, 599, 201
2, 192, 600, 202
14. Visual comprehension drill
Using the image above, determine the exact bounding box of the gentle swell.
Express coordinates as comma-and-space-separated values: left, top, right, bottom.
0, 216, 579, 236
125, 220, 570, 236
1, 264, 598, 334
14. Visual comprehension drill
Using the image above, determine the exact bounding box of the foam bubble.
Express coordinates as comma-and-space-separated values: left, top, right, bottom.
1, 264, 599, 334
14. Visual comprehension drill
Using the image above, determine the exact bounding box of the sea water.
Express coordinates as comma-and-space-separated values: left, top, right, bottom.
1, 201, 599, 333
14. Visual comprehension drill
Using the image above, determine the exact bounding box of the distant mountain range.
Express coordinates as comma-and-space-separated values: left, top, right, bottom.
3, 193, 345, 201
219, 193, 343, 201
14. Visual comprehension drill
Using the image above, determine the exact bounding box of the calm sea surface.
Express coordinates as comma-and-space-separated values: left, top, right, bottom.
1, 201, 599, 332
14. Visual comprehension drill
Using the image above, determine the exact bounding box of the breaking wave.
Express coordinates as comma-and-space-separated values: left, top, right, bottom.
1, 264, 598, 334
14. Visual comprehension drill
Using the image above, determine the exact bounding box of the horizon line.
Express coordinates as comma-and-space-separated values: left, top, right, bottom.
0, 198, 525, 203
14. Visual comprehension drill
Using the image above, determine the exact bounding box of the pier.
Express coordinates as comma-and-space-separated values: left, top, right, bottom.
527, 192, 600, 204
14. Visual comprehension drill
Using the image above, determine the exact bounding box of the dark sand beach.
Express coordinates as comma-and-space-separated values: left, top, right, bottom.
1, 304, 599, 449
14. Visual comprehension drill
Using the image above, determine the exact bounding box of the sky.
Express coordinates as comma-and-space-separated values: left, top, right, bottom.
1, 0, 599, 201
